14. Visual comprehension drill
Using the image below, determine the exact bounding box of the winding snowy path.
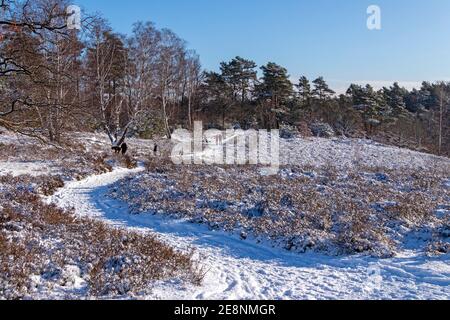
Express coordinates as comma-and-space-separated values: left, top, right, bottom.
48, 167, 450, 300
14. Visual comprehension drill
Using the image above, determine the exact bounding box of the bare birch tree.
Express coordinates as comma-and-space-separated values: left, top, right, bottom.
184, 51, 202, 129
157, 29, 186, 139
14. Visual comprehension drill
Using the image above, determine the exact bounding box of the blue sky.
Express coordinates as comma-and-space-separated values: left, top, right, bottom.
74, 0, 450, 92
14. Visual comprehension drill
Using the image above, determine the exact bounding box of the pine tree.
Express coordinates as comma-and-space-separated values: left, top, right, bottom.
256, 62, 293, 128
383, 83, 413, 143
201, 71, 231, 128
258, 62, 293, 104
383, 83, 410, 124
312, 77, 335, 100
220, 56, 257, 103
346, 84, 390, 135
296, 76, 312, 103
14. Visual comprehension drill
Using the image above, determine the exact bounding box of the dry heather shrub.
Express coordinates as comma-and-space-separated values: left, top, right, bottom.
120, 154, 138, 169
0, 175, 201, 299
111, 161, 448, 257
0, 143, 18, 159
0, 235, 41, 299
0, 174, 65, 197
37, 176, 65, 196
386, 192, 437, 226
0, 140, 69, 162
427, 239, 450, 255
145, 156, 174, 173
0, 206, 46, 299
296, 121, 313, 137
334, 202, 392, 256
87, 228, 197, 296
91, 153, 113, 174
78, 221, 199, 296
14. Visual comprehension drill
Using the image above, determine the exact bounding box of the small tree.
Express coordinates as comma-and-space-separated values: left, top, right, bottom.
256, 62, 293, 128
312, 77, 335, 101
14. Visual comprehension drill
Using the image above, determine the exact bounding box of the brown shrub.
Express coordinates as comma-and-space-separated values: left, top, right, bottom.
92, 153, 113, 174
111, 162, 449, 257
121, 155, 138, 169
0, 176, 201, 299
37, 176, 65, 196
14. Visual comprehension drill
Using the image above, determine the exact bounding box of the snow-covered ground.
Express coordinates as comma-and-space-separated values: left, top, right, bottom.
281, 137, 447, 170
171, 130, 449, 171
49, 166, 450, 300
0, 161, 58, 177
1, 130, 448, 299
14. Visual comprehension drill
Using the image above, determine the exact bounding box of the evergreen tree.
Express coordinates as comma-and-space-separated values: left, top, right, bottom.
335, 94, 360, 136
383, 82, 408, 110
346, 84, 391, 135
201, 71, 231, 128
256, 62, 293, 128
309, 77, 336, 123
296, 76, 312, 103
404, 85, 437, 115
382, 83, 414, 142
220, 56, 257, 103
312, 77, 335, 100
383, 83, 411, 123
258, 62, 293, 104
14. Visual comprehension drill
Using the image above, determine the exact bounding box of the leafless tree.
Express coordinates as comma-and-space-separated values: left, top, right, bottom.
184, 51, 202, 129
0, 0, 79, 141
124, 22, 160, 134
157, 29, 186, 139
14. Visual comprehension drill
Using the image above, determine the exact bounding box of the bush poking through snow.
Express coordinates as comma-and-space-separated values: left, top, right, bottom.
309, 122, 335, 138
0, 176, 200, 299
37, 176, 65, 196
110, 162, 449, 258
120, 154, 138, 170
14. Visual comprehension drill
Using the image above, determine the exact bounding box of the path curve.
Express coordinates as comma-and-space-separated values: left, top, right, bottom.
48, 167, 450, 300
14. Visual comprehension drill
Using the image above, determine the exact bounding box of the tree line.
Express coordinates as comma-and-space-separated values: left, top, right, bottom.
0, 0, 448, 155
199, 59, 449, 155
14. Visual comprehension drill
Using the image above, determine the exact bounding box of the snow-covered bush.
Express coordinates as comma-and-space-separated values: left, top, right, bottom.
279, 125, 299, 140
0, 175, 200, 299
309, 122, 335, 138
110, 159, 449, 258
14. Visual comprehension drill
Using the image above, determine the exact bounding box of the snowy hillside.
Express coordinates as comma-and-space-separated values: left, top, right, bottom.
49, 167, 450, 300
0, 131, 449, 300
2, 0, 449, 303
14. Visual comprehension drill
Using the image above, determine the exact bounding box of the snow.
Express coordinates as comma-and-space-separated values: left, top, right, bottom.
0, 161, 58, 177
48, 166, 450, 300
280, 137, 449, 170
445, 180, 450, 188
27, 264, 87, 299
171, 132, 450, 172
